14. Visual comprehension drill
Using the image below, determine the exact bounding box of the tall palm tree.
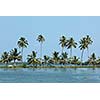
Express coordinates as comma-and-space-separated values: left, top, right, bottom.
0, 52, 10, 66
17, 37, 28, 62
59, 36, 67, 53
79, 37, 87, 63
66, 37, 77, 58
86, 35, 93, 58
10, 48, 22, 66
27, 51, 39, 66
37, 35, 45, 60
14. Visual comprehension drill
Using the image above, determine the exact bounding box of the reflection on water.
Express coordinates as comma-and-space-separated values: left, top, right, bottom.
0, 68, 100, 83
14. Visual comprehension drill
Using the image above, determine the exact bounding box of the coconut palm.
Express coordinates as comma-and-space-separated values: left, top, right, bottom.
37, 35, 45, 60
59, 36, 67, 53
66, 37, 77, 58
96, 57, 100, 65
88, 53, 96, 66
10, 48, 22, 66
43, 55, 50, 65
0, 52, 10, 66
61, 52, 68, 60
17, 37, 28, 62
27, 51, 39, 66
52, 51, 60, 64
79, 37, 87, 63
71, 56, 80, 65
60, 52, 68, 64
86, 35, 93, 57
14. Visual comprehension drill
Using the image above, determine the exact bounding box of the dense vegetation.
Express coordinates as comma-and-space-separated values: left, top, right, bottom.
0, 34, 100, 68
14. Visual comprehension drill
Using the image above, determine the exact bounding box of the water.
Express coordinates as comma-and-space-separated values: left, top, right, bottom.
0, 68, 100, 83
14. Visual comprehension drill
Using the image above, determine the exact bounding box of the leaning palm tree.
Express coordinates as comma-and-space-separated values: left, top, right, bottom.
17, 37, 28, 62
66, 37, 77, 58
27, 51, 39, 67
10, 48, 22, 66
79, 37, 87, 63
37, 35, 45, 60
86, 35, 93, 58
0, 52, 10, 66
59, 36, 67, 53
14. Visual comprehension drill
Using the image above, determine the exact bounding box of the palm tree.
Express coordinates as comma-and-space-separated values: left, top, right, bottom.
66, 37, 77, 58
79, 37, 87, 63
0, 52, 10, 66
27, 51, 39, 66
37, 35, 45, 60
17, 37, 28, 62
71, 56, 80, 65
59, 36, 67, 53
86, 35, 93, 58
10, 48, 22, 66
88, 53, 96, 66
60, 52, 68, 64
96, 57, 100, 65
52, 51, 60, 64
43, 55, 50, 65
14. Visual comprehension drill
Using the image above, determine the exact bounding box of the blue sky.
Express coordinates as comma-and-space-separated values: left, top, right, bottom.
0, 16, 99, 61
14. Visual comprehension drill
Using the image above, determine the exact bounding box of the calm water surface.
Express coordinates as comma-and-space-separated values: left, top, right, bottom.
0, 68, 100, 83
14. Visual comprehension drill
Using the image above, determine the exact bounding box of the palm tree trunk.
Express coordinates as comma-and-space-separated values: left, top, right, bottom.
6, 62, 8, 67
21, 47, 23, 63
40, 42, 42, 63
14, 59, 16, 67
81, 49, 84, 63
87, 48, 89, 58
70, 47, 72, 58
40, 42, 42, 66
62, 47, 64, 54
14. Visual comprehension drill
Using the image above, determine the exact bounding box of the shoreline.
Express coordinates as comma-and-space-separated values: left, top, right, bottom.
0, 65, 99, 69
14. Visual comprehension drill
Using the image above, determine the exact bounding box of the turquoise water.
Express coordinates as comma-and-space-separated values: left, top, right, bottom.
0, 68, 100, 83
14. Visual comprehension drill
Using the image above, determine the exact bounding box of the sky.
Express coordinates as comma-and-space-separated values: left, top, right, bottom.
0, 16, 100, 61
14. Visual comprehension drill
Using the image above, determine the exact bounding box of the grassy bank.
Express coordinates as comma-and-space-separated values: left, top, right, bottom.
0, 65, 99, 69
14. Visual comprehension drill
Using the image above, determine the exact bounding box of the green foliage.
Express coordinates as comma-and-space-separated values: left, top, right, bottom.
0, 52, 10, 65
10, 48, 22, 64
59, 36, 67, 53
0, 35, 96, 67
37, 35, 45, 43
17, 37, 28, 48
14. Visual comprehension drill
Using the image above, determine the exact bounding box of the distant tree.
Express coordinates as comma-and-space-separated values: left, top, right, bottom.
66, 37, 77, 58
88, 53, 96, 66
0, 52, 10, 66
37, 35, 45, 60
10, 48, 22, 66
79, 37, 87, 63
27, 51, 39, 67
86, 35, 93, 58
71, 56, 80, 65
17, 37, 28, 62
43, 55, 50, 65
52, 51, 60, 64
59, 36, 67, 53
60, 52, 68, 64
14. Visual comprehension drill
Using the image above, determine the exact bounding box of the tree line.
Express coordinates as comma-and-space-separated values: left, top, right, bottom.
0, 34, 99, 67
